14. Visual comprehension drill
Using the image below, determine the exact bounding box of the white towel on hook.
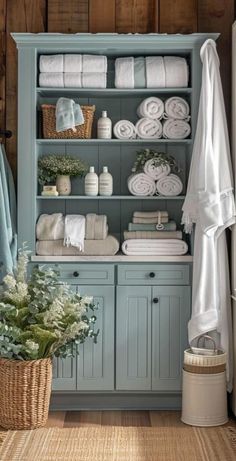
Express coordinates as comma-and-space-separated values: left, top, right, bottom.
64, 215, 85, 251
181, 39, 236, 391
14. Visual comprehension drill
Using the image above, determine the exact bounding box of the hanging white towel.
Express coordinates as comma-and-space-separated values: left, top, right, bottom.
181, 39, 236, 391
64, 215, 85, 251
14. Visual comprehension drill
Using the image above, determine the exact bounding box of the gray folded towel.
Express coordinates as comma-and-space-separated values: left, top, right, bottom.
36, 235, 119, 256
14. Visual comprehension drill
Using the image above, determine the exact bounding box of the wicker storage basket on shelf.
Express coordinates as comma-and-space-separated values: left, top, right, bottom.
41, 104, 95, 139
0, 357, 52, 430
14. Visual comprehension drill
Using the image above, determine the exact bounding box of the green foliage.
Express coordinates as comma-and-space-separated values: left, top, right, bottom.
38, 154, 88, 185
0, 247, 98, 361
132, 148, 181, 174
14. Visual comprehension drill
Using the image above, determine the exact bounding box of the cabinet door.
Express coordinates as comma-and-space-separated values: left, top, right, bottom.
77, 285, 115, 391
116, 286, 152, 391
152, 286, 191, 391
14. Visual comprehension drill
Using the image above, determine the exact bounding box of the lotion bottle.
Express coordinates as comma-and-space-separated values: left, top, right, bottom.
85, 166, 98, 196
97, 111, 112, 139
99, 166, 113, 196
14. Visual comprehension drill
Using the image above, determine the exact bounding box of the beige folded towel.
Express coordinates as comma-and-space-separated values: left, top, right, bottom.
36, 213, 64, 240
123, 231, 182, 240
133, 217, 169, 224
36, 235, 119, 256
85, 214, 108, 240
133, 211, 168, 218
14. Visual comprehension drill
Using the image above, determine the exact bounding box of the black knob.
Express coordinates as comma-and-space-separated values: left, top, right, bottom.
73, 271, 79, 277
153, 298, 159, 304
149, 272, 155, 278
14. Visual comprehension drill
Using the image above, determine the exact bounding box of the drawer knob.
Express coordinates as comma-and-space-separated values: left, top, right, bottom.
153, 298, 159, 304
73, 271, 79, 277
149, 272, 155, 278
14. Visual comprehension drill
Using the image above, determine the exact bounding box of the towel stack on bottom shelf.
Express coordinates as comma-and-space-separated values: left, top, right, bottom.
36, 213, 119, 256
122, 211, 188, 256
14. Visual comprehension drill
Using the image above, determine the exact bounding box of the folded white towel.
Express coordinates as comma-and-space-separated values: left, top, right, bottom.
64, 215, 85, 250
64, 54, 82, 73
82, 72, 107, 88
146, 56, 165, 88
64, 73, 82, 88
122, 238, 188, 256
137, 97, 164, 120
136, 118, 162, 139
143, 158, 170, 180
163, 119, 191, 139
82, 54, 107, 73
115, 57, 134, 88
36, 213, 64, 240
128, 173, 156, 196
156, 174, 183, 196
39, 73, 64, 87
164, 97, 190, 120
164, 56, 189, 87
113, 120, 136, 139
39, 54, 64, 73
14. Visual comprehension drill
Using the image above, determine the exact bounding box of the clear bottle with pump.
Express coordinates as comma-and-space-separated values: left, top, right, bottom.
97, 111, 112, 139
99, 166, 113, 196
84, 166, 98, 196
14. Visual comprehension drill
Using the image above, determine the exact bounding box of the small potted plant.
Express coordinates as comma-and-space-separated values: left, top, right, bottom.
38, 154, 88, 196
0, 247, 98, 430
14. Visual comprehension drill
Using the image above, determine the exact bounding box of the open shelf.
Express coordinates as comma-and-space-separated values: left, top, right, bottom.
37, 195, 186, 200
37, 87, 193, 97
36, 138, 192, 144
31, 253, 194, 263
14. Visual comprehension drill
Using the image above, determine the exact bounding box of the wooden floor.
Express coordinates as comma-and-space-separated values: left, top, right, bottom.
46, 411, 236, 428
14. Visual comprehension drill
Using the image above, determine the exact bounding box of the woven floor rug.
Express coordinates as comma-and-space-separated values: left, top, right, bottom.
0, 426, 236, 461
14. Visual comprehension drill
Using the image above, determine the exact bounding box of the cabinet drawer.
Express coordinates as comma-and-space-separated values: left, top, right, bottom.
117, 264, 189, 286
30, 263, 114, 285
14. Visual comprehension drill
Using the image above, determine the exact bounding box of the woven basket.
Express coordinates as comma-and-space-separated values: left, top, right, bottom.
0, 357, 52, 430
183, 363, 226, 374
41, 104, 95, 139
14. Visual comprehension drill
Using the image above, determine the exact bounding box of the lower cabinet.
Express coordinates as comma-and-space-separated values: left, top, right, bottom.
116, 285, 191, 391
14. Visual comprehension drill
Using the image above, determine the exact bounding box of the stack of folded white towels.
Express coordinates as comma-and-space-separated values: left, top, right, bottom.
122, 210, 188, 256
39, 54, 107, 88
113, 96, 191, 140
36, 213, 119, 256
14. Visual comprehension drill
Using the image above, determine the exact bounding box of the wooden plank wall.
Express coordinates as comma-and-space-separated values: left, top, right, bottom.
0, 0, 234, 175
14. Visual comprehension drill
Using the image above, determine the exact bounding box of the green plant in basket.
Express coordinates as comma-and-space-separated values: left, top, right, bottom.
38, 154, 88, 185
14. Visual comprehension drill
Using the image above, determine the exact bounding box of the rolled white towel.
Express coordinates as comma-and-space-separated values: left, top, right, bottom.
137, 97, 164, 120
64, 73, 82, 88
115, 57, 134, 88
64, 54, 82, 73
162, 119, 191, 139
136, 118, 162, 139
82, 72, 107, 88
82, 55, 107, 73
122, 239, 188, 256
39, 54, 64, 73
164, 97, 190, 120
113, 120, 136, 139
128, 173, 156, 196
39, 73, 64, 88
143, 158, 170, 180
145, 56, 165, 88
164, 56, 189, 87
156, 174, 183, 196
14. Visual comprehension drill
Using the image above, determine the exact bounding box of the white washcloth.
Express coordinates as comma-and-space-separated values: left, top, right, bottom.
39, 54, 63, 73
122, 239, 188, 256
136, 118, 162, 139
36, 213, 64, 240
64, 214, 85, 250
146, 56, 165, 88
82, 72, 107, 88
115, 57, 134, 88
143, 158, 170, 180
64, 73, 82, 88
164, 56, 189, 87
164, 97, 190, 120
39, 73, 64, 87
113, 120, 136, 139
82, 54, 107, 73
128, 173, 156, 196
137, 97, 164, 120
64, 54, 82, 73
163, 119, 191, 139
156, 174, 183, 196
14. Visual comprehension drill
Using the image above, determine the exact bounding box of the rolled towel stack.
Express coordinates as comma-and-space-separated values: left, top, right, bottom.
156, 174, 183, 196
113, 120, 136, 140
39, 54, 107, 88
128, 173, 156, 196
36, 213, 119, 256
162, 96, 191, 139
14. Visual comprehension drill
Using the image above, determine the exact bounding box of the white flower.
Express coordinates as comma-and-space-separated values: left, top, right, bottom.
43, 298, 64, 327
17, 282, 28, 298
65, 321, 89, 340
3, 274, 16, 290
25, 340, 39, 352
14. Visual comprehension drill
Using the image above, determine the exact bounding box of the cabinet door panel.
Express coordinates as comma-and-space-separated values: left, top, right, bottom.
116, 286, 152, 391
77, 285, 115, 391
152, 286, 190, 391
